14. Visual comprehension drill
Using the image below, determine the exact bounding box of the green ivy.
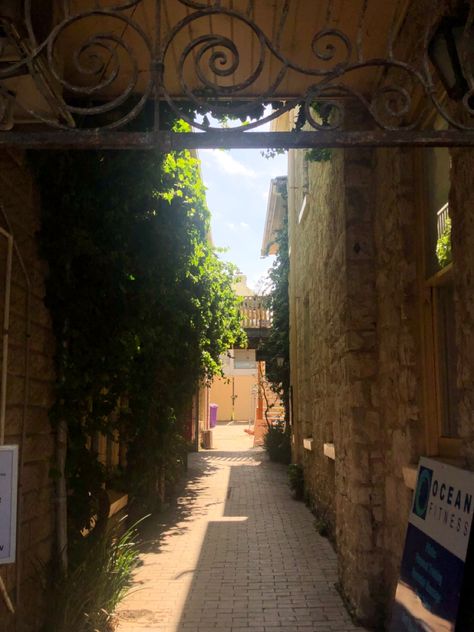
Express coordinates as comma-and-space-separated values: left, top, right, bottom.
305, 148, 331, 163
261, 102, 332, 162
30, 129, 245, 538
263, 206, 290, 421
436, 216, 452, 268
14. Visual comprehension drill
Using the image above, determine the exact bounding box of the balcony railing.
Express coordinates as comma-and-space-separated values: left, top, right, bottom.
240, 296, 272, 329
437, 202, 450, 239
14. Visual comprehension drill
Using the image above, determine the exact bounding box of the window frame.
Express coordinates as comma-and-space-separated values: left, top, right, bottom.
417, 149, 461, 459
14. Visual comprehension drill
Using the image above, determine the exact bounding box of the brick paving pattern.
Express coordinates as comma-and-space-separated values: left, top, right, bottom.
116, 423, 365, 631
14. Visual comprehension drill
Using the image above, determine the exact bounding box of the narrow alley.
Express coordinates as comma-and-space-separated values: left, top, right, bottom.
115, 423, 365, 632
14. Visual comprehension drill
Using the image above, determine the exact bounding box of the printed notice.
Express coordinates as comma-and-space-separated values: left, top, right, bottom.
0, 445, 18, 564
390, 457, 474, 631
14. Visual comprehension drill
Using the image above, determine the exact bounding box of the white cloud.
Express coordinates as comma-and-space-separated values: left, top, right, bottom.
225, 221, 251, 232
202, 149, 256, 178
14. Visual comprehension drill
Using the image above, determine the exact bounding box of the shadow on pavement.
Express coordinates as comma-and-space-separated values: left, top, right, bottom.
137, 453, 219, 554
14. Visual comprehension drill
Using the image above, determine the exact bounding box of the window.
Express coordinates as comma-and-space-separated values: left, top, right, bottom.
434, 284, 457, 437
233, 349, 256, 370
424, 147, 451, 277
422, 146, 460, 455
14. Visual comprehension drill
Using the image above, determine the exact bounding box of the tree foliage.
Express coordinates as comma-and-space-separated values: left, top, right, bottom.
31, 132, 245, 536
436, 216, 452, 269
263, 195, 290, 421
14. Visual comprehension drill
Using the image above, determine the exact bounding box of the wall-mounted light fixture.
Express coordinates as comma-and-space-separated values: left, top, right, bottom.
428, 11, 473, 102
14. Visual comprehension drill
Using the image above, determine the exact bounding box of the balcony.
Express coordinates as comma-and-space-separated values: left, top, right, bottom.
437, 202, 449, 240
240, 296, 272, 330
239, 296, 272, 350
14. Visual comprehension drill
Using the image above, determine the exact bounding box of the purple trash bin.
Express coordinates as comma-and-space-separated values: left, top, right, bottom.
209, 403, 218, 428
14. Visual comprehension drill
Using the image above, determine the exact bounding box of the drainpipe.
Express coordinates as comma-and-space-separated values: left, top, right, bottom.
0, 222, 15, 614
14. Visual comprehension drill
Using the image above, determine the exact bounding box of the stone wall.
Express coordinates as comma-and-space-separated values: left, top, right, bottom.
335, 144, 385, 623
373, 148, 425, 607
287, 0, 474, 625
0, 150, 56, 632
288, 146, 345, 539
289, 134, 389, 623
289, 139, 474, 626
289, 130, 474, 628
372, 144, 474, 607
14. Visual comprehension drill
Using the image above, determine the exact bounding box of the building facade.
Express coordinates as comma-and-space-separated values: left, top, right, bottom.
284, 116, 474, 624
0, 151, 56, 631
1, 0, 473, 629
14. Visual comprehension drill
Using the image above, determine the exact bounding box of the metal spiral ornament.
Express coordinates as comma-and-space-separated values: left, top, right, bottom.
0, 1, 153, 130
310, 29, 352, 72
161, 8, 271, 129
0, 0, 472, 142
44, 11, 153, 128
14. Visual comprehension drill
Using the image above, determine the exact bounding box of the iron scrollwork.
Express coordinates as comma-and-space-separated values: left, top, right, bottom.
0, 1, 153, 130
0, 0, 472, 140
162, 1, 474, 133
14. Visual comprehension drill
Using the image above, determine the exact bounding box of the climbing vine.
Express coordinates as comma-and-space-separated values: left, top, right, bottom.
436, 216, 452, 268
31, 124, 245, 539
262, 185, 290, 421
261, 102, 332, 162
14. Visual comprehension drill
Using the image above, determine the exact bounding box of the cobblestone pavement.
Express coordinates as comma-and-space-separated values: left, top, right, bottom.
115, 423, 366, 632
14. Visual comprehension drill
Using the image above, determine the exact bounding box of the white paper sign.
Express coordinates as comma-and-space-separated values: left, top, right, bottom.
0, 445, 19, 564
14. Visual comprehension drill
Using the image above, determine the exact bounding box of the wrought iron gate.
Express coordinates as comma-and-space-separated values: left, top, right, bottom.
0, 0, 473, 149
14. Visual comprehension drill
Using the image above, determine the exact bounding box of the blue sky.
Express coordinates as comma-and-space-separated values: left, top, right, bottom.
199, 148, 287, 291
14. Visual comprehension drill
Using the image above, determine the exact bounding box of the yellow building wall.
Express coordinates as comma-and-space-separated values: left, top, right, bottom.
209, 375, 257, 422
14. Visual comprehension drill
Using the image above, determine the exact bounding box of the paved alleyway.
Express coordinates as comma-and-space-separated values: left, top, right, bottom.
116, 423, 366, 632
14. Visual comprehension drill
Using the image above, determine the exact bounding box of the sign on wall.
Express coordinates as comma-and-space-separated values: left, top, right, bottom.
390, 457, 474, 631
0, 445, 19, 565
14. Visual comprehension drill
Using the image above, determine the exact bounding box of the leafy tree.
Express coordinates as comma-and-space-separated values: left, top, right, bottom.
31, 130, 245, 536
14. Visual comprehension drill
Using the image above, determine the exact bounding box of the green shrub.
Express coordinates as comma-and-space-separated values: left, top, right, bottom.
436, 216, 452, 268
314, 517, 329, 538
42, 519, 142, 632
264, 421, 291, 464
288, 463, 304, 500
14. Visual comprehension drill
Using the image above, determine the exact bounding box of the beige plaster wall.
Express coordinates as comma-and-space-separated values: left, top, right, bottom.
209, 375, 257, 422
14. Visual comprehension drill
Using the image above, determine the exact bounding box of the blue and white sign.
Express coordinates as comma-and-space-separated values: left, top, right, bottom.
390, 457, 474, 631
0, 445, 18, 565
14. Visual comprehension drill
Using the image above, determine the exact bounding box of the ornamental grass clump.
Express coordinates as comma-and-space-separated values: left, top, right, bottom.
42, 519, 141, 632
